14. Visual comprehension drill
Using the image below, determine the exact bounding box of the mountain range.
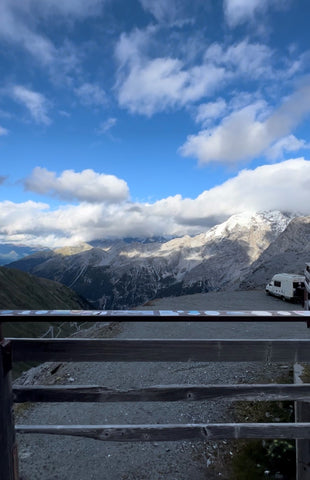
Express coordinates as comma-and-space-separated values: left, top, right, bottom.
7, 210, 309, 309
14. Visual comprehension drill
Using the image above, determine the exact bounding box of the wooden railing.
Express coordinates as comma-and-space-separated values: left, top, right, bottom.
1, 310, 310, 480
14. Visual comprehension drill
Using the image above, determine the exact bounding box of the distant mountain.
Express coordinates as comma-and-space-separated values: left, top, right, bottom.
0, 243, 43, 266
90, 236, 174, 247
7, 211, 295, 309
0, 266, 91, 310
240, 216, 310, 289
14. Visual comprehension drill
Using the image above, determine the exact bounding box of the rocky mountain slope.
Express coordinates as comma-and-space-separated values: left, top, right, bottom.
240, 215, 310, 288
7, 211, 296, 309
0, 266, 90, 310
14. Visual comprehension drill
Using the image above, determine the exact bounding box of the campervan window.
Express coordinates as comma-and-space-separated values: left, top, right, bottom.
274, 280, 281, 287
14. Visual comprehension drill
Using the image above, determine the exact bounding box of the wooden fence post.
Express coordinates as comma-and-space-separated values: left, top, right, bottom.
304, 264, 310, 329
295, 363, 310, 480
0, 324, 19, 480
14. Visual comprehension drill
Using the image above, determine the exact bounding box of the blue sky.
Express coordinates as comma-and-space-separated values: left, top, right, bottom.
1, 0, 310, 247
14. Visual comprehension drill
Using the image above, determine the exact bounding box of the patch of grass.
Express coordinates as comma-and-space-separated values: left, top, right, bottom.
13, 402, 34, 420
229, 439, 295, 480
227, 369, 296, 479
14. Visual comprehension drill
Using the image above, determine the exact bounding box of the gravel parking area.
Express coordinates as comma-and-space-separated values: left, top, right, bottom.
16, 290, 310, 480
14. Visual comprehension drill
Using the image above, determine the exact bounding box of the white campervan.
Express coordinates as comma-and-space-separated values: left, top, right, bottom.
265, 273, 305, 302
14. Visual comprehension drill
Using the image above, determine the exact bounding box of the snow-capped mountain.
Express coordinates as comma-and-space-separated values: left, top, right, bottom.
240, 215, 310, 288
7, 211, 297, 308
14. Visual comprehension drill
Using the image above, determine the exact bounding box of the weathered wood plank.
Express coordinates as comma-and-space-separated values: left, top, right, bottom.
15, 423, 310, 442
13, 383, 310, 403
0, 339, 19, 480
10, 338, 310, 363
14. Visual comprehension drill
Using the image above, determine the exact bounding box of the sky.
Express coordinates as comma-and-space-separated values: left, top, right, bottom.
1, 0, 310, 247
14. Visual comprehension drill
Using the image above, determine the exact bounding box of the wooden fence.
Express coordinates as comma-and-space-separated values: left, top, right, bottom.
1, 310, 310, 480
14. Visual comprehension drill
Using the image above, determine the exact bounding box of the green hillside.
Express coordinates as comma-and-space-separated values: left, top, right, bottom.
0, 266, 93, 340
0, 266, 90, 310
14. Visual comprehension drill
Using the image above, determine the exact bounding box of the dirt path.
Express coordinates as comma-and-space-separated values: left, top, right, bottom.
16, 291, 310, 480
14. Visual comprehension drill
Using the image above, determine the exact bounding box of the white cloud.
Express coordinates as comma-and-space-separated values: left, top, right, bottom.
139, 0, 189, 24
204, 40, 275, 80
223, 0, 287, 27
2, 158, 310, 247
0, 200, 50, 240
115, 30, 226, 116
0, 0, 106, 72
74, 83, 107, 107
195, 99, 227, 125
183, 158, 310, 219
266, 135, 309, 160
181, 101, 269, 164
116, 30, 287, 116
0, 2, 54, 65
115, 28, 154, 69
58, 110, 71, 118
24, 167, 129, 204
224, 0, 268, 26
12, 86, 51, 125
136, 158, 310, 230
97, 118, 117, 134
0, 126, 9, 136
117, 58, 225, 116
181, 83, 310, 165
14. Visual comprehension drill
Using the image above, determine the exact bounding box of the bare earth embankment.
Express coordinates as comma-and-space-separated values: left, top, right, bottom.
16, 290, 309, 480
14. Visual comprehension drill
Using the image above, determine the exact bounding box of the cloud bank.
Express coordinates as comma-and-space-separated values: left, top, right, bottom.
1, 158, 310, 247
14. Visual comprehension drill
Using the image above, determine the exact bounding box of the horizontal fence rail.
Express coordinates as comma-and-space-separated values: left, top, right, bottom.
13, 383, 310, 403
9, 338, 310, 363
15, 423, 310, 442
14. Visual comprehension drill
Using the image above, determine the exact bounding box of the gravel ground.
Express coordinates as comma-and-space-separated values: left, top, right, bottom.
15, 290, 310, 480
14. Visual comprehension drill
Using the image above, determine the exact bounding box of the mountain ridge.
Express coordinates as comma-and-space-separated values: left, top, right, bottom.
6, 210, 301, 309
